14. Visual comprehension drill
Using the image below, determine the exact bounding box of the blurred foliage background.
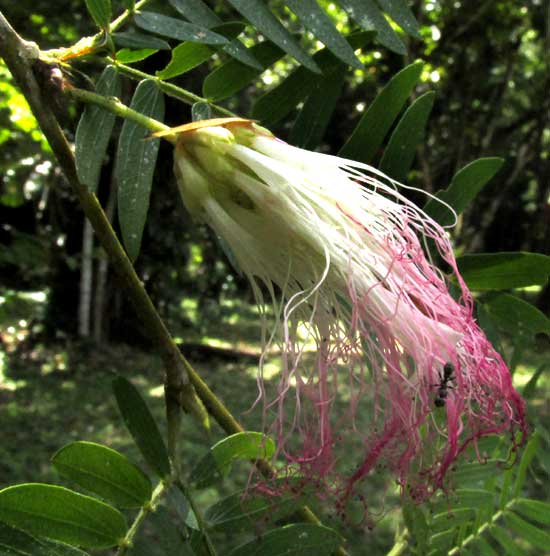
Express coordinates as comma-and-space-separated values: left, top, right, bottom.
0, 1, 549, 554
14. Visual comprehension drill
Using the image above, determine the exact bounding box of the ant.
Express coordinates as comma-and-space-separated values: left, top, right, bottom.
434, 362, 455, 407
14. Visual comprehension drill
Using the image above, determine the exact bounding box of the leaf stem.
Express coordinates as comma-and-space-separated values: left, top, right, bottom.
111, 61, 236, 117
117, 480, 168, 556
68, 85, 174, 141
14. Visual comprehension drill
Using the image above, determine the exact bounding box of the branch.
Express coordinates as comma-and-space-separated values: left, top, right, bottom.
68, 85, 174, 140
112, 61, 236, 117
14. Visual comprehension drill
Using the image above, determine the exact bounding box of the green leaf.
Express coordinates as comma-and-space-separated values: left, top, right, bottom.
513, 432, 539, 498
375, 0, 421, 38
112, 376, 171, 478
85, 0, 111, 30
338, 0, 406, 54
113, 31, 170, 50
379, 91, 435, 182
482, 293, 550, 337
339, 61, 423, 164
451, 460, 501, 487
429, 529, 454, 551
168, 1, 261, 69
448, 488, 494, 510
169, 0, 220, 26
75, 66, 120, 193
513, 498, 550, 526
469, 536, 499, 556
402, 503, 429, 554
157, 23, 246, 80
522, 363, 549, 399
290, 67, 345, 149
456, 252, 550, 290
226, 0, 320, 73
203, 41, 284, 101
285, 0, 362, 69
52, 441, 152, 509
205, 489, 307, 532
191, 432, 275, 488
504, 511, 550, 550
0, 521, 90, 556
116, 48, 158, 64
116, 79, 164, 262
253, 31, 374, 125
424, 158, 504, 226
192, 102, 212, 121
227, 524, 341, 556
134, 12, 228, 44
430, 508, 474, 533
489, 525, 523, 556
0, 484, 126, 548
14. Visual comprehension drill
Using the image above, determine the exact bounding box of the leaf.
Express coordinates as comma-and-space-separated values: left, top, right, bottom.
227, 524, 341, 556
85, 0, 111, 30
203, 41, 284, 101
337, 0, 406, 54
469, 536, 499, 556
448, 488, 494, 510
513, 432, 539, 498
192, 102, 212, 121
285, 0, 362, 69
253, 31, 374, 124
513, 498, 550, 526
451, 460, 501, 488
134, 12, 228, 44
169, 0, 220, 26
52, 441, 152, 509
116, 79, 164, 262
0, 484, 126, 548
456, 252, 550, 290
375, 0, 421, 38
75, 66, 120, 193
522, 363, 549, 399
489, 525, 524, 556
226, 0, 320, 73
205, 490, 307, 532
430, 508, 475, 533
424, 158, 504, 226
168, 1, 261, 69
116, 48, 158, 64
190, 432, 275, 488
113, 31, 170, 50
339, 61, 423, 164
504, 511, 550, 550
402, 503, 429, 554
379, 91, 435, 182
482, 293, 550, 337
290, 67, 345, 150
157, 23, 246, 80
112, 376, 171, 478
0, 521, 90, 556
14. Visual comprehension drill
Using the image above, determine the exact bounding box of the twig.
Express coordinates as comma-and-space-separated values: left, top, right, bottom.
117, 480, 168, 556
111, 61, 236, 117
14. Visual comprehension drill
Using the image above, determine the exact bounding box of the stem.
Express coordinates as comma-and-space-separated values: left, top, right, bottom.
112, 61, 236, 117
68, 86, 174, 140
0, 14, 349, 556
110, 0, 151, 33
117, 480, 168, 556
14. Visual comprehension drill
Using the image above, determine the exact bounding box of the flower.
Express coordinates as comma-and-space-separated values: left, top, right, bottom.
170, 118, 527, 508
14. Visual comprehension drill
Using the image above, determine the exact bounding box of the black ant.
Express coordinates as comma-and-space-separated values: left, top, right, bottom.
434, 362, 455, 407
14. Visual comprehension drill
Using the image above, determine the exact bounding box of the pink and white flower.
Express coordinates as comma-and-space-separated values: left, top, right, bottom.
171, 119, 527, 506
